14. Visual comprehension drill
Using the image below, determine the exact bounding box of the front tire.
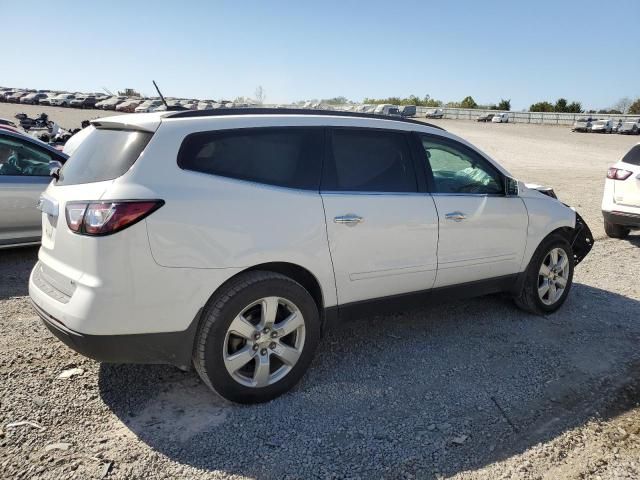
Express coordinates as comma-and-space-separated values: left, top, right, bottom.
193, 271, 321, 404
514, 234, 574, 315
604, 220, 630, 239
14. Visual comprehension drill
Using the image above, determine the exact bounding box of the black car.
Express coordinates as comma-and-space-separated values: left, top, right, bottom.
477, 113, 495, 122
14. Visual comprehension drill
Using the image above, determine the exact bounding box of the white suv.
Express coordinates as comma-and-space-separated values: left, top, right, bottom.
29, 109, 594, 403
602, 143, 640, 238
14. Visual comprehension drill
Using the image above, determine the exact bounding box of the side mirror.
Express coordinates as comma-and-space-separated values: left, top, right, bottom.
505, 176, 519, 196
49, 160, 63, 180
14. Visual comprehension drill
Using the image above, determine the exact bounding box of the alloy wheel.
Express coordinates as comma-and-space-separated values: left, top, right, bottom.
223, 297, 305, 388
538, 247, 570, 305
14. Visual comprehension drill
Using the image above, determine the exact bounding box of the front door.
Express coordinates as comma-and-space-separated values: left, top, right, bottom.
415, 133, 528, 288
321, 127, 439, 305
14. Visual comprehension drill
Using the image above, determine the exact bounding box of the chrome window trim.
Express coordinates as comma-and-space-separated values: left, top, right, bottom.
320, 190, 427, 197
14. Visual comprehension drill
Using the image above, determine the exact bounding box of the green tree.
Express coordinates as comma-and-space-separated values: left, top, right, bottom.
530, 101, 555, 112
628, 99, 640, 115
554, 98, 568, 112
321, 96, 351, 105
566, 101, 582, 113
497, 98, 511, 111
459, 96, 478, 109
362, 95, 442, 107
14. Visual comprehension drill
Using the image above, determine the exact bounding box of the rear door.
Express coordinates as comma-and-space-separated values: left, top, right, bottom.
615, 145, 640, 208
415, 133, 528, 288
0, 134, 62, 245
321, 127, 439, 305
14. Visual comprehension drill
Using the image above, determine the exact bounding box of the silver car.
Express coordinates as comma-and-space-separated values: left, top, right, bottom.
0, 130, 67, 248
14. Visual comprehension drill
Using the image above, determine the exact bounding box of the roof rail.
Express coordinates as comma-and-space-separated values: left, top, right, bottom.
167, 108, 445, 130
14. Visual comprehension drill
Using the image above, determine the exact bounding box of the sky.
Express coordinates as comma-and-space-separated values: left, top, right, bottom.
3, 0, 639, 110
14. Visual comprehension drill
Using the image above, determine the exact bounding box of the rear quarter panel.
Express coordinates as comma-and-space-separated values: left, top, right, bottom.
110, 120, 338, 308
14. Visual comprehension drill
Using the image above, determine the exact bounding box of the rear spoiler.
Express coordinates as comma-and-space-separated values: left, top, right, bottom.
90, 119, 160, 133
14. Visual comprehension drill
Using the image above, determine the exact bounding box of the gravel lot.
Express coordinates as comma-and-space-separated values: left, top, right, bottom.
1, 107, 639, 479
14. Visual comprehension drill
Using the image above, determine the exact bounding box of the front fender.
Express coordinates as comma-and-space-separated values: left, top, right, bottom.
520, 195, 575, 271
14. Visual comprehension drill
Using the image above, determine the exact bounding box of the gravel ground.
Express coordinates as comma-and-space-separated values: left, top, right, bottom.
1, 108, 640, 479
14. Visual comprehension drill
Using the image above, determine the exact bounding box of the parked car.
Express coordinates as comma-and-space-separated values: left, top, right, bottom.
96, 96, 127, 110
572, 116, 595, 132
399, 105, 416, 118
70, 95, 98, 109
0, 129, 68, 248
477, 113, 495, 122
135, 100, 163, 113
39, 95, 53, 106
197, 102, 214, 110
29, 108, 593, 404
7, 91, 28, 103
425, 108, 444, 119
491, 113, 509, 123
115, 100, 142, 113
49, 94, 76, 107
619, 119, 640, 135
20, 93, 48, 105
373, 104, 397, 115
602, 143, 640, 238
591, 119, 613, 134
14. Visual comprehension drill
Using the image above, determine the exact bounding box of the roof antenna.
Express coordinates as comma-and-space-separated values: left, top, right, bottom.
153, 80, 168, 108
152, 81, 186, 111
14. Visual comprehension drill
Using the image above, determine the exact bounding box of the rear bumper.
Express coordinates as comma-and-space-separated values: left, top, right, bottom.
31, 299, 199, 369
603, 210, 640, 228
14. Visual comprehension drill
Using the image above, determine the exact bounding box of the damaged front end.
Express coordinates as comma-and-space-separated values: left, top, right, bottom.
525, 183, 594, 265
571, 211, 594, 265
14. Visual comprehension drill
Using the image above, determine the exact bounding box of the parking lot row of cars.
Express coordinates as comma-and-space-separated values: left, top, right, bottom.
572, 116, 640, 134
0, 87, 259, 113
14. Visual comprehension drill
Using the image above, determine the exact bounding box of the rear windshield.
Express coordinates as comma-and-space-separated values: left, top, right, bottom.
57, 128, 152, 185
621, 145, 640, 166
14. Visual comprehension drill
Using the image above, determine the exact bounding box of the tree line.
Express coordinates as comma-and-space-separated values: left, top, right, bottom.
295, 94, 640, 115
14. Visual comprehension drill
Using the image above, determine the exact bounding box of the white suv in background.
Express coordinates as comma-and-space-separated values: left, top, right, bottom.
29, 109, 594, 403
602, 143, 640, 238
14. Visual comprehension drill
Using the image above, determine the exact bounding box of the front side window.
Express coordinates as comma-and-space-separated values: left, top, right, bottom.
0, 137, 54, 176
323, 129, 416, 192
418, 135, 503, 194
178, 128, 323, 190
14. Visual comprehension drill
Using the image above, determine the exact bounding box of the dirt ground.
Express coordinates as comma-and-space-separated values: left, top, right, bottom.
0, 106, 639, 479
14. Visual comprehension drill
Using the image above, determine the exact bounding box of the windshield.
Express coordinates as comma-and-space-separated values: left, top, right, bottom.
57, 128, 152, 185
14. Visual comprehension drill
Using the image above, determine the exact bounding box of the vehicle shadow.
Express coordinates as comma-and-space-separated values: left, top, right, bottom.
0, 246, 38, 300
98, 283, 640, 479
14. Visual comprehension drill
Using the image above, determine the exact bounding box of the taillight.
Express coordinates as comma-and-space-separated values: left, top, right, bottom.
607, 168, 633, 181
65, 200, 164, 236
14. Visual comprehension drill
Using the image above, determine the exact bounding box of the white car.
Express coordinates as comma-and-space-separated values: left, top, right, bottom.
591, 119, 613, 134
602, 143, 640, 238
492, 113, 509, 123
29, 109, 593, 404
373, 104, 398, 115
49, 93, 76, 107
135, 100, 163, 113
619, 119, 640, 135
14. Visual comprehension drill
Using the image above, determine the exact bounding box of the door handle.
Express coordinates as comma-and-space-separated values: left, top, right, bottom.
334, 214, 363, 226
445, 211, 466, 222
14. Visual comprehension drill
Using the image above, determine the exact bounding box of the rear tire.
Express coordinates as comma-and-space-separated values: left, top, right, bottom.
604, 220, 630, 239
193, 271, 321, 404
514, 234, 574, 315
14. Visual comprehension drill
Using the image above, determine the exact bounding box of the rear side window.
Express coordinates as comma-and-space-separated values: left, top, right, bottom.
178, 128, 323, 190
323, 129, 416, 192
57, 129, 152, 185
621, 145, 640, 166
